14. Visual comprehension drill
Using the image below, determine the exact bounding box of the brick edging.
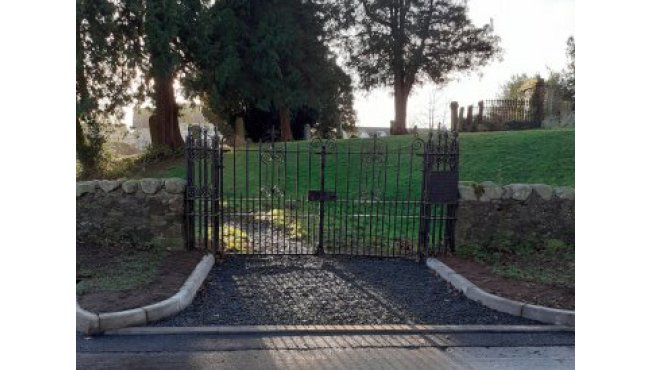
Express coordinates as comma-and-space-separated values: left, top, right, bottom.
76, 253, 215, 335
426, 258, 574, 326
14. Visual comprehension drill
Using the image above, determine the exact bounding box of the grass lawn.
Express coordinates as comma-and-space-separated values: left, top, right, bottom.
76, 244, 204, 312
76, 245, 167, 297
455, 239, 575, 289
442, 239, 575, 309
127, 128, 575, 187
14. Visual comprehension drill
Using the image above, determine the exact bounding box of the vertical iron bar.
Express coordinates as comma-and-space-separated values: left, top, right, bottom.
405, 142, 416, 257
307, 141, 312, 251
196, 129, 203, 251
435, 132, 446, 255
219, 139, 224, 256
270, 139, 275, 254
283, 141, 288, 254
380, 144, 389, 256
231, 134, 237, 253
245, 141, 250, 254
295, 142, 300, 254
258, 142, 262, 255
394, 146, 402, 257
211, 129, 219, 256
185, 128, 195, 250
355, 149, 363, 256
203, 129, 209, 251
316, 143, 326, 255
197, 129, 203, 251
332, 143, 338, 253
345, 144, 352, 254
367, 136, 377, 254
417, 138, 432, 262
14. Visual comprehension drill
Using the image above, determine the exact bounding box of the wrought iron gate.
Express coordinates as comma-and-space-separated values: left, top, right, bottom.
185, 127, 459, 259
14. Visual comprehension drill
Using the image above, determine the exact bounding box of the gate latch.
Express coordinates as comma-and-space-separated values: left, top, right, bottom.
308, 190, 337, 202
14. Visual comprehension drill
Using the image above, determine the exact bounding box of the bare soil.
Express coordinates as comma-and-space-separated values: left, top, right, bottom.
77, 246, 204, 313
437, 255, 574, 310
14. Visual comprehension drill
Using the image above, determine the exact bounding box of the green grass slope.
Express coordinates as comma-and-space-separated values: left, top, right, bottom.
141, 128, 574, 187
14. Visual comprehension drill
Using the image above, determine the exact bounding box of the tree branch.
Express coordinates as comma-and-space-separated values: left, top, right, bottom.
405, 0, 435, 88
361, 0, 392, 28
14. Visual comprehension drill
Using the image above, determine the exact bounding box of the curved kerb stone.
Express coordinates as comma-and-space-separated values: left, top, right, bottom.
76, 254, 215, 335
426, 258, 575, 326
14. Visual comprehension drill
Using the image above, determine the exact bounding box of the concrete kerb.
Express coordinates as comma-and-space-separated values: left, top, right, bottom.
106, 324, 574, 336
426, 258, 575, 326
76, 253, 215, 335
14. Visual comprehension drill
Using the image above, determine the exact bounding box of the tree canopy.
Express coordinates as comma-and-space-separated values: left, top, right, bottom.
77, 0, 141, 175
498, 36, 574, 103
341, 0, 500, 134
560, 36, 575, 101
188, 0, 356, 140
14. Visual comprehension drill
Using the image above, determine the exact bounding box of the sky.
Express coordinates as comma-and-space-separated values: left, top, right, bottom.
122, 0, 575, 130
355, 0, 575, 128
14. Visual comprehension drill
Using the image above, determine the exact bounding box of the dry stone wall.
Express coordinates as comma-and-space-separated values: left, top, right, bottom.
76, 177, 574, 254
76, 178, 187, 250
456, 182, 574, 253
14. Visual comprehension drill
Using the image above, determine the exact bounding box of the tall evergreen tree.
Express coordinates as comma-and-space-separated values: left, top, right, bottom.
139, 0, 207, 148
77, 0, 207, 152
190, 0, 353, 141
341, 0, 500, 134
77, 0, 139, 175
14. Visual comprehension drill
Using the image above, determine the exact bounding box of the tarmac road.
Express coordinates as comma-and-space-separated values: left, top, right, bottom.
77, 326, 575, 369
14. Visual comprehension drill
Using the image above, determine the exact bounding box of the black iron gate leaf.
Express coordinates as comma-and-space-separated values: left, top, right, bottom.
185, 127, 459, 260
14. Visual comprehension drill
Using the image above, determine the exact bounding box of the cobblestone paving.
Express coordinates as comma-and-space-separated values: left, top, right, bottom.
153, 255, 540, 326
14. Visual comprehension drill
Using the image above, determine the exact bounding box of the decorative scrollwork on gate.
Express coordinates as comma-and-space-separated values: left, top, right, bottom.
309, 136, 337, 152
261, 143, 286, 164
359, 134, 388, 200
260, 142, 286, 199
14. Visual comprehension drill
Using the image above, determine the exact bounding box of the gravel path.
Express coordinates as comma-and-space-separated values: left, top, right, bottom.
153, 255, 540, 326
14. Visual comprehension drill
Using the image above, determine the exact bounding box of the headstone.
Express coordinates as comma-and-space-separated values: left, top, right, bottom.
466, 105, 474, 131
304, 124, 311, 141
450, 102, 459, 131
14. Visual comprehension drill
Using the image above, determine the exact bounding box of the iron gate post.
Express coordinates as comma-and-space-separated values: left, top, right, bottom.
211, 128, 221, 256
316, 144, 326, 255
184, 128, 195, 250
417, 141, 433, 262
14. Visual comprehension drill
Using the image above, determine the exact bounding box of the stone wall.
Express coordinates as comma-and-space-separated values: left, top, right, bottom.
456, 182, 574, 253
76, 178, 187, 250
76, 177, 573, 253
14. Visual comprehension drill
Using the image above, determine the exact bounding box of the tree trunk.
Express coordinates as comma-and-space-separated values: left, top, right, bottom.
151, 72, 183, 149
279, 106, 293, 141
392, 83, 409, 135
